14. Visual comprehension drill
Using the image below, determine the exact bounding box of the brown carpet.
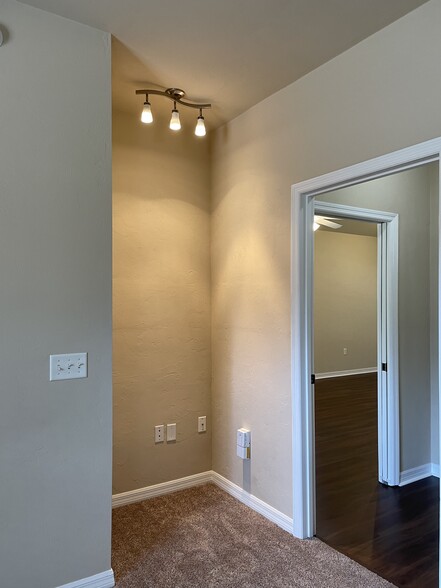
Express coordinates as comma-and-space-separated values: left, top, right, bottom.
112, 484, 396, 588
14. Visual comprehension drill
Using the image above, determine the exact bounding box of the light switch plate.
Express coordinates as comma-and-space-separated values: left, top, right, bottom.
50, 353, 88, 381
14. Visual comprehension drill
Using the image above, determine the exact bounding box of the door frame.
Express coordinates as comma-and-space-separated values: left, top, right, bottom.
291, 137, 441, 540
314, 201, 399, 487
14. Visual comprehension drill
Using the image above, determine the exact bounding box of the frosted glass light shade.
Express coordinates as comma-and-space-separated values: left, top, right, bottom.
195, 115, 206, 137
169, 109, 181, 131
141, 102, 153, 124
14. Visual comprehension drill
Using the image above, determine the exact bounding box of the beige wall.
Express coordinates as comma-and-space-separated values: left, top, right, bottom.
314, 231, 377, 374
212, 0, 441, 516
0, 2, 112, 587
112, 109, 211, 493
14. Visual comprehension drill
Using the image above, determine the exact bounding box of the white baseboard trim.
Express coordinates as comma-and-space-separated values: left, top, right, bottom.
112, 471, 213, 508
210, 471, 293, 534
315, 367, 377, 380
57, 569, 115, 588
112, 470, 293, 534
399, 463, 440, 486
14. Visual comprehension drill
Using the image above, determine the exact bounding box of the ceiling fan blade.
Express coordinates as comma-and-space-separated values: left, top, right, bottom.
314, 216, 342, 229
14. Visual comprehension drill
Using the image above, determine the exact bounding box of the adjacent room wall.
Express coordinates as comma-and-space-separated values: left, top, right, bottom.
211, 0, 441, 516
112, 109, 211, 493
314, 231, 377, 375
319, 166, 435, 472
430, 164, 440, 468
0, 2, 112, 588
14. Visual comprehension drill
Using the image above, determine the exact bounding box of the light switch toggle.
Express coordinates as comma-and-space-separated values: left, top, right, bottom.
50, 353, 88, 381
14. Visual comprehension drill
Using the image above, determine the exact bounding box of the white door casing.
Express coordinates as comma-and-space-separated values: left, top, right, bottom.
291, 137, 441, 540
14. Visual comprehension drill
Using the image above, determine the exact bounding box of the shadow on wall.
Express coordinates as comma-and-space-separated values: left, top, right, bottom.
0, 24, 10, 45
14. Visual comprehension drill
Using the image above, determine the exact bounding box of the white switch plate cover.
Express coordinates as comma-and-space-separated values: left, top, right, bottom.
167, 423, 177, 442
198, 416, 207, 433
50, 353, 87, 381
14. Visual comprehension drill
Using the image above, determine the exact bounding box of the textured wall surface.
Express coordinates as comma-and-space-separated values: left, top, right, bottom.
212, 0, 441, 516
0, 2, 112, 587
314, 231, 377, 374
112, 110, 211, 493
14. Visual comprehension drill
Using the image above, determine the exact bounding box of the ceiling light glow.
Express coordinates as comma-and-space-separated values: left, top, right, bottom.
135, 87, 211, 137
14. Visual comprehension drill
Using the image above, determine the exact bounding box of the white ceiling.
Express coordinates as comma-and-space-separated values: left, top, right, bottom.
18, 0, 429, 127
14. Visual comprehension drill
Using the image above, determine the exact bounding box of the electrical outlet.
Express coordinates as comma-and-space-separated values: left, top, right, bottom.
167, 423, 176, 442
198, 416, 207, 433
154, 425, 165, 443
343, 347, 348, 355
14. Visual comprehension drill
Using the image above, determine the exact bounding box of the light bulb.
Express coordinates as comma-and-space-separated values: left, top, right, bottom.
195, 113, 206, 137
141, 101, 153, 124
169, 108, 181, 131
313, 222, 320, 231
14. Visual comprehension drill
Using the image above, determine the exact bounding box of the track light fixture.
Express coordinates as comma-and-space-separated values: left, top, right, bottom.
136, 87, 211, 137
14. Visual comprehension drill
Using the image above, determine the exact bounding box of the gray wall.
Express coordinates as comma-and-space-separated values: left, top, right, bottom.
320, 165, 437, 472
314, 231, 377, 374
0, 2, 112, 587
211, 0, 441, 516
430, 164, 440, 466
112, 109, 212, 493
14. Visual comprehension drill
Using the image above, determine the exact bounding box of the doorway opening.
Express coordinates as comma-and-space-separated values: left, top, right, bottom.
313, 212, 381, 543
291, 139, 441, 587
314, 202, 399, 488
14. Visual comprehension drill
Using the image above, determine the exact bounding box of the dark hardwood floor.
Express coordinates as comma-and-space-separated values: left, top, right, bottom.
315, 373, 439, 588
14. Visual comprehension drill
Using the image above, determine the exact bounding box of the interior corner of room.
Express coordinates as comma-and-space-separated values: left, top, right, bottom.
2, 0, 441, 587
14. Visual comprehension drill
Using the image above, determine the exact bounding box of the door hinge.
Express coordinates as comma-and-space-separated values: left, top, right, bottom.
311, 374, 316, 385
382, 363, 387, 372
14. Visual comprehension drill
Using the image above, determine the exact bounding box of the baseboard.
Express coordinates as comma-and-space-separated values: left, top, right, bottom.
210, 471, 293, 533
399, 463, 440, 486
112, 470, 293, 534
57, 569, 115, 588
112, 471, 213, 508
315, 367, 377, 380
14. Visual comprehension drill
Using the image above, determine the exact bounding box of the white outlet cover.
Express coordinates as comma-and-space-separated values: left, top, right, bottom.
167, 423, 177, 442
155, 425, 165, 443
49, 352, 87, 381
198, 416, 207, 433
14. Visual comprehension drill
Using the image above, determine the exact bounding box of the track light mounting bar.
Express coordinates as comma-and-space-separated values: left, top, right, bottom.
135, 88, 211, 110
